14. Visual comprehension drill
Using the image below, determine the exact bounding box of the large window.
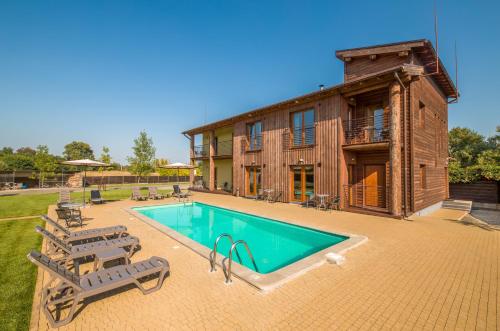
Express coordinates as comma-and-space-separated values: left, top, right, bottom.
246, 121, 262, 151
291, 109, 314, 147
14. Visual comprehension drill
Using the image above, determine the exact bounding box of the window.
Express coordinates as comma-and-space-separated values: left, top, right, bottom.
246, 121, 262, 151
418, 101, 425, 129
420, 164, 427, 190
291, 109, 315, 147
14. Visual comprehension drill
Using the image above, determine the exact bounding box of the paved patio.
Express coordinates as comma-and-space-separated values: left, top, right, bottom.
31, 193, 499, 330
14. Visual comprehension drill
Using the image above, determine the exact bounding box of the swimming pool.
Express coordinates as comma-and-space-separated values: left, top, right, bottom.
133, 202, 349, 273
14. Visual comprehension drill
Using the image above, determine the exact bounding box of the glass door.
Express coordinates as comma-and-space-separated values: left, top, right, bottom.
290, 165, 314, 202
246, 167, 261, 196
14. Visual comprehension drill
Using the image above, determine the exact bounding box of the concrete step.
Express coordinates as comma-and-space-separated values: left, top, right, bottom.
442, 199, 472, 212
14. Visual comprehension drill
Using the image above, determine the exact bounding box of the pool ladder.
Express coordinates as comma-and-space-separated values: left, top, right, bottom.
209, 233, 259, 284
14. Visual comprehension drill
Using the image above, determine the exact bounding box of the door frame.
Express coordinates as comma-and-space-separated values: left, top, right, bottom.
289, 165, 315, 202
362, 164, 386, 209
245, 166, 261, 196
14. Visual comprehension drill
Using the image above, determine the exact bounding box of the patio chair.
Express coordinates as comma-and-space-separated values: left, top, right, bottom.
131, 187, 148, 201
90, 190, 105, 204
27, 250, 169, 328
35, 225, 140, 271
302, 194, 317, 208
172, 185, 189, 198
269, 191, 282, 203
55, 208, 83, 227
42, 215, 127, 243
327, 196, 341, 211
256, 189, 265, 200
59, 189, 71, 204
148, 186, 165, 200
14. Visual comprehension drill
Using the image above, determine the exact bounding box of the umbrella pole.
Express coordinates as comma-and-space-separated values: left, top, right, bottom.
83, 168, 86, 208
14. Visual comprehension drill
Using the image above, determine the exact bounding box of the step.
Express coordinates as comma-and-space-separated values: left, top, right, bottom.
442, 200, 472, 212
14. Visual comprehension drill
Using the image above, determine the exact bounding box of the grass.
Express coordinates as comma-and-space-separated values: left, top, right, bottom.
0, 218, 44, 331
0, 187, 171, 219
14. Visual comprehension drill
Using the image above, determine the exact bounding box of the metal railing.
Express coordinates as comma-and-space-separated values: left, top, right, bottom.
343, 113, 390, 145
246, 134, 262, 151
215, 140, 233, 157
291, 125, 315, 147
193, 144, 209, 158
222, 240, 259, 283
344, 184, 387, 209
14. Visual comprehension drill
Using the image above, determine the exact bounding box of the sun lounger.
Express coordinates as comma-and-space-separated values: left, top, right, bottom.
35, 226, 139, 270
131, 187, 148, 201
148, 186, 165, 200
172, 185, 190, 198
27, 250, 169, 328
90, 190, 105, 204
55, 208, 83, 227
41, 215, 127, 243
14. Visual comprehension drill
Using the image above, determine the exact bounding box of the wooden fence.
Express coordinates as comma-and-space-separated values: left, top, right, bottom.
84, 175, 192, 185
449, 180, 499, 204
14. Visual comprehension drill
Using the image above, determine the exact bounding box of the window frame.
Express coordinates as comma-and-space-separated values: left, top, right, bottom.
246, 121, 262, 151
290, 108, 315, 147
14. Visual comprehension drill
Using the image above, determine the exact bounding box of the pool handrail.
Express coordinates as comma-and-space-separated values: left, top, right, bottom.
209, 233, 241, 272
222, 240, 259, 283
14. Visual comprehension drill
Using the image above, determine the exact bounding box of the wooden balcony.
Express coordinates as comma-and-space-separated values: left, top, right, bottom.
193, 144, 209, 159
343, 113, 390, 150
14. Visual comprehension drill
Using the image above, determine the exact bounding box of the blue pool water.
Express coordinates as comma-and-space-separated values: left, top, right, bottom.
134, 202, 348, 274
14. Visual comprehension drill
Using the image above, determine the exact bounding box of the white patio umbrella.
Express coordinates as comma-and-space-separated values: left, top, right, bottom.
62, 159, 110, 207
159, 162, 194, 185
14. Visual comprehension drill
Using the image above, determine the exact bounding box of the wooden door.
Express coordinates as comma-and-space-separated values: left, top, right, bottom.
246, 167, 261, 196
364, 165, 385, 207
290, 166, 314, 202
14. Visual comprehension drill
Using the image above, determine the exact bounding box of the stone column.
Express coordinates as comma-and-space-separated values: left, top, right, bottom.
389, 82, 402, 217
189, 135, 195, 185
208, 130, 215, 191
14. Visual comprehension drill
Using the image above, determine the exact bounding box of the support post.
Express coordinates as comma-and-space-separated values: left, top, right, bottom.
189, 135, 195, 185
389, 82, 402, 217
209, 131, 215, 191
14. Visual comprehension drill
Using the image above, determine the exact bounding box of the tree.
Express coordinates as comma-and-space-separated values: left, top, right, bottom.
1, 153, 35, 170
448, 127, 488, 167
127, 131, 156, 178
63, 141, 95, 160
99, 146, 111, 165
16, 147, 36, 156
0, 147, 13, 157
34, 145, 58, 187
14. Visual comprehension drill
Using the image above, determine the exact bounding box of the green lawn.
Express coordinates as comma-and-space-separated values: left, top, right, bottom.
0, 218, 44, 331
0, 187, 171, 219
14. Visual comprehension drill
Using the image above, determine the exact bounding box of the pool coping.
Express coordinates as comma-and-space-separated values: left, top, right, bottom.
125, 201, 368, 292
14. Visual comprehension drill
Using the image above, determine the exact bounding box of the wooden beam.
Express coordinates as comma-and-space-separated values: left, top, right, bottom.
389, 82, 402, 217
208, 130, 215, 191
369, 54, 377, 61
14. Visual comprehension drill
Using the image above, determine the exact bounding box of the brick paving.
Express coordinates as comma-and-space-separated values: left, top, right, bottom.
31, 193, 499, 330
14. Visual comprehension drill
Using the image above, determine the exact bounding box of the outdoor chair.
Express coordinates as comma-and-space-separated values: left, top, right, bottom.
302, 194, 317, 208
327, 196, 341, 211
172, 185, 190, 198
55, 208, 83, 227
256, 189, 265, 200
90, 190, 105, 204
42, 215, 127, 243
27, 249, 169, 328
269, 191, 282, 203
131, 187, 148, 201
35, 225, 140, 274
148, 186, 165, 200
58, 189, 71, 204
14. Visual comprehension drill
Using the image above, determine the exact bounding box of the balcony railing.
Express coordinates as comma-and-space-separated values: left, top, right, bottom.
343, 113, 390, 145
193, 144, 209, 158
246, 134, 262, 151
291, 125, 315, 147
215, 140, 233, 157
343, 184, 387, 209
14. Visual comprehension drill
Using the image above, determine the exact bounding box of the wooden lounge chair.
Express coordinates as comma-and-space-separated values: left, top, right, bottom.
35, 226, 139, 272
27, 250, 169, 328
55, 208, 83, 227
41, 215, 127, 243
90, 190, 105, 204
131, 187, 148, 201
148, 186, 165, 200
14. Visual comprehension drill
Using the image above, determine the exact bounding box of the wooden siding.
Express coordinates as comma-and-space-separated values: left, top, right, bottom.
233, 95, 342, 202
344, 53, 410, 82
409, 76, 449, 212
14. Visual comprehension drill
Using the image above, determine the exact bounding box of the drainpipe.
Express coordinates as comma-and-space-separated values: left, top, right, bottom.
394, 72, 408, 219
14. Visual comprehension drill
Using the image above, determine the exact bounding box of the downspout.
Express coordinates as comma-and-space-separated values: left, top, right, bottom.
394, 72, 408, 218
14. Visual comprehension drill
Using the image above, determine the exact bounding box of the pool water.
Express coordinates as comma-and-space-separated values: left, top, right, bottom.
134, 202, 348, 274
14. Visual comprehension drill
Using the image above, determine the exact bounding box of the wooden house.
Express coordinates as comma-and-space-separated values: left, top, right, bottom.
183, 39, 457, 217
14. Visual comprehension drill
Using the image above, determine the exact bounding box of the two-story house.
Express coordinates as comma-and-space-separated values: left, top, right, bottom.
183, 39, 457, 218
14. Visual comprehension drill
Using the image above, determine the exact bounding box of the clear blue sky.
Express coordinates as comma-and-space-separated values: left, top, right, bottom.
0, 0, 498, 164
